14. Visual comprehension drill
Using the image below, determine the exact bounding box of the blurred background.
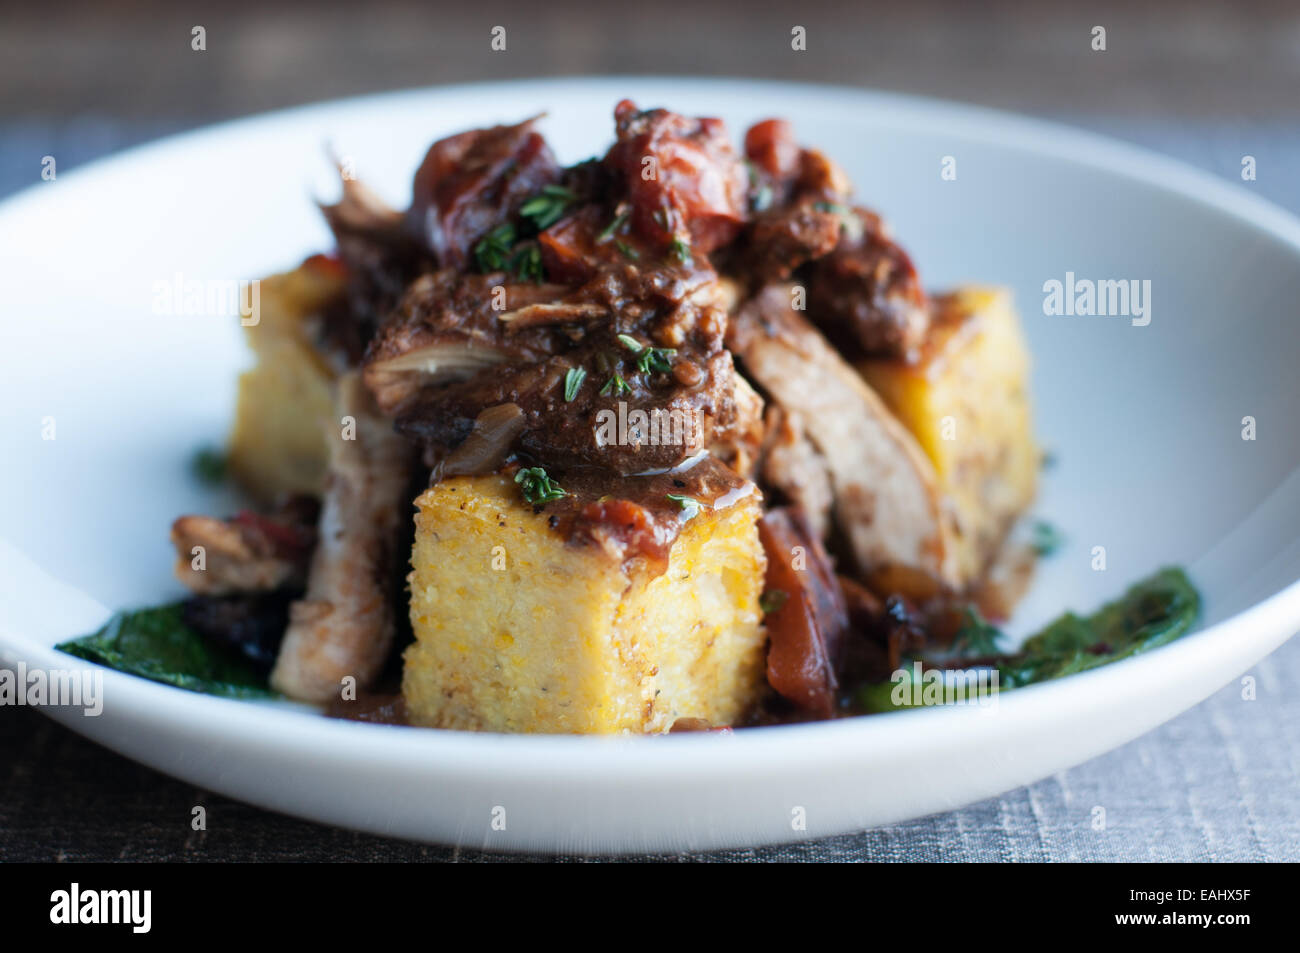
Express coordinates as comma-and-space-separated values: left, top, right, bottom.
3, 0, 1299, 862
3, 0, 1300, 206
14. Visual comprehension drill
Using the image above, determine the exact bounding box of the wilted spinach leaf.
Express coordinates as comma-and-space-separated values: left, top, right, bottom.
57, 602, 273, 698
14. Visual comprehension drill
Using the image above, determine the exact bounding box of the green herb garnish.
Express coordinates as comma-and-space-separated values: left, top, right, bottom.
760, 589, 789, 615
1031, 520, 1063, 556
473, 223, 516, 272
615, 240, 640, 260
598, 211, 629, 243
600, 374, 631, 397
666, 493, 704, 520
564, 366, 586, 402
57, 602, 272, 698
192, 446, 227, 485
617, 334, 676, 375
951, 606, 1002, 656
515, 466, 566, 505
510, 243, 544, 283
670, 237, 693, 265
520, 184, 578, 231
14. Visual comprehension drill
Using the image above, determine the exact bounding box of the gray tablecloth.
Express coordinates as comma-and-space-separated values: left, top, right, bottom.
1, 118, 1297, 862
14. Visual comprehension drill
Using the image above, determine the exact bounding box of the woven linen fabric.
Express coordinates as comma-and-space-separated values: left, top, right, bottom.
1, 119, 1297, 862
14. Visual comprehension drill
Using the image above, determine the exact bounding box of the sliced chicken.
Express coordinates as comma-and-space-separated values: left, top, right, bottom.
757, 405, 834, 539
270, 372, 414, 702
729, 283, 961, 589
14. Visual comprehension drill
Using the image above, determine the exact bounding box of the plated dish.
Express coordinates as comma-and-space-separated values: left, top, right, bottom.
56, 96, 1198, 733
4, 78, 1298, 850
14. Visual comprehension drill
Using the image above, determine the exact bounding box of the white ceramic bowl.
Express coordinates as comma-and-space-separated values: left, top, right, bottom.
2, 78, 1298, 853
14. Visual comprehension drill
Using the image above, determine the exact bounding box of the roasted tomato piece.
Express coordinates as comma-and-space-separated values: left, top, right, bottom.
607, 100, 748, 255
408, 118, 560, 270
758, 507, 849, 716
744, 119, 801, 183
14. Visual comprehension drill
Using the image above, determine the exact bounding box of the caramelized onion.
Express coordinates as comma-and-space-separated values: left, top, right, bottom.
434, 403, 526, 480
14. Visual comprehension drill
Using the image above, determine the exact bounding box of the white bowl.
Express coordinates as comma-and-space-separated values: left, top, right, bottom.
2, 77, 1298, 853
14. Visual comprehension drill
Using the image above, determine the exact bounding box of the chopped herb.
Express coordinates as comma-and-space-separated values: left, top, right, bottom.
510, 243, 544, 283
519, 184, 578, 231
615, 239, 640, 260
192, 446, 226, 485
760, 589, 789, 615
670, 237, 693, 265
617, 334, 675, 374
813, 200, 862, 238
515, 466, 566, 504
597, 211, 630, 243
57, 602, 273, 698
951, 606, 1002, 656
563, 366, 586, 402
638, 347, 675, 374
473, 223, 516, 272
1031, 520, 1064, 556
600, 374, 631, 397
666, 493, 704, 520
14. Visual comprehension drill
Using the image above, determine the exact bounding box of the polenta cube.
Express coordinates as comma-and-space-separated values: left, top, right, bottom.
858, 287, 1038, 584
228, 257, 345, 500
402, 472, 769, 734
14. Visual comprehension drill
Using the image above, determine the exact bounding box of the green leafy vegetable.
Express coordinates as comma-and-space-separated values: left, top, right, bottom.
856, 567, 1200, 711
996, 567, 1200, 687
520, 184, 578, 231
563, 366, 586, 402
515, 466, 566, 505
57, 602, 272, 698
951, 606, 1002, 655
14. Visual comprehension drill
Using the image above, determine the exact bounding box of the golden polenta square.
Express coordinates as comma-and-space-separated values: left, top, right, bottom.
402, 471, 768, 734
228, 257, 345, 501
858, 287, 1038, 582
